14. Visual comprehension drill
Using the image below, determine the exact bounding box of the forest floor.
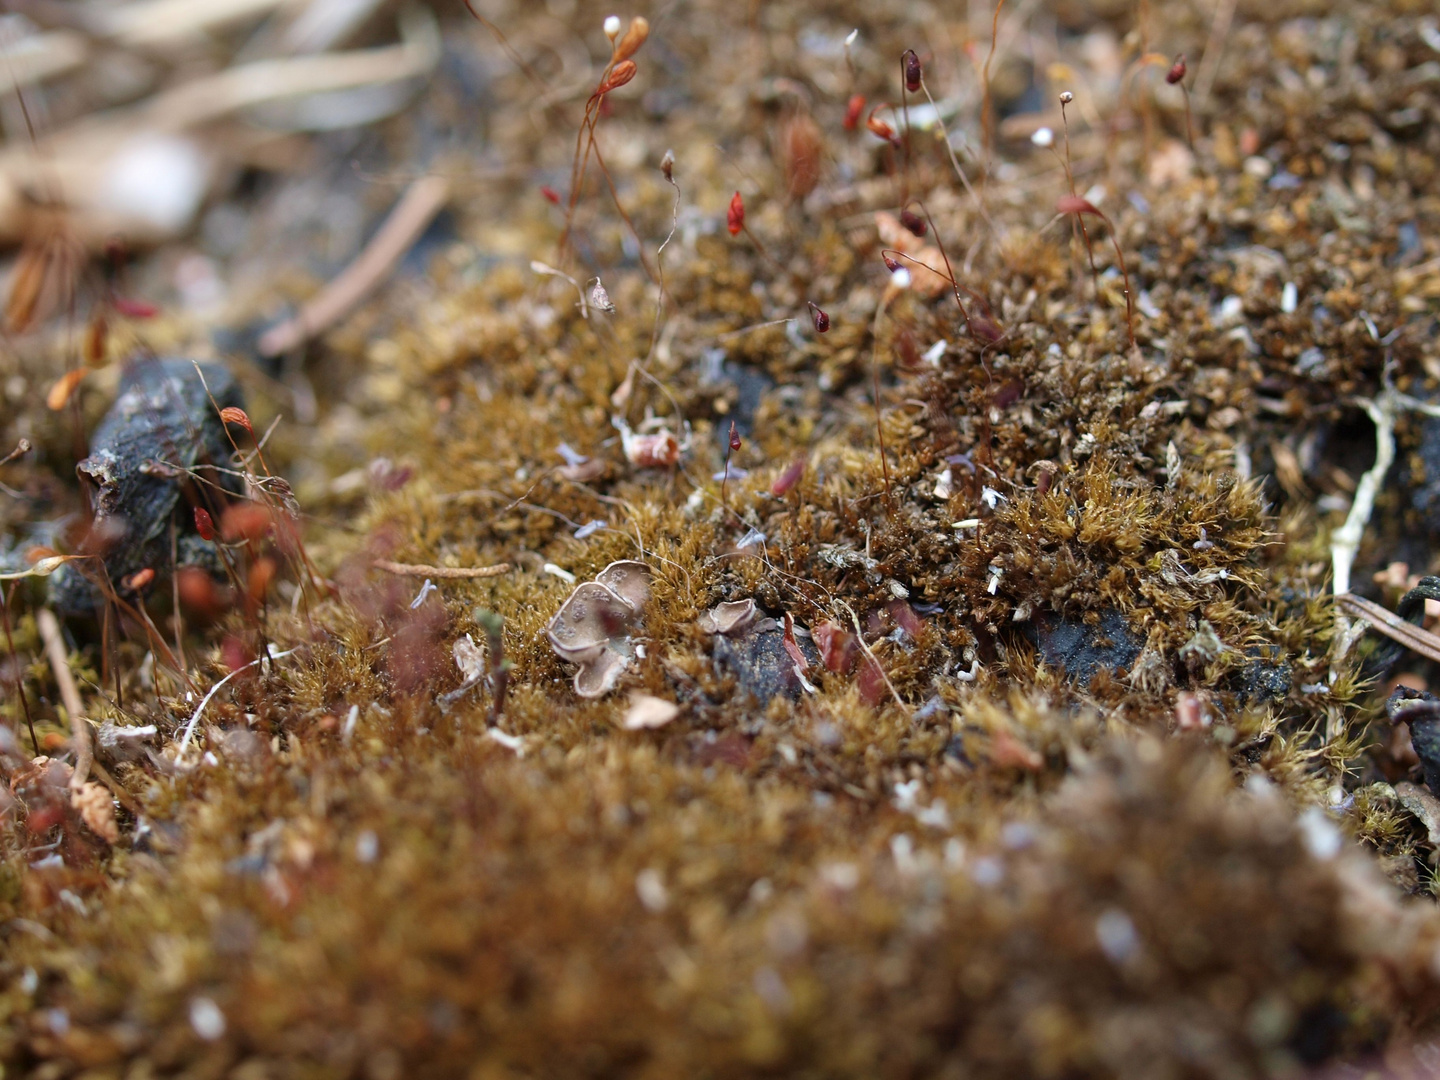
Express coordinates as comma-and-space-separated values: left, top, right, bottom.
3, 0, 1440, 1075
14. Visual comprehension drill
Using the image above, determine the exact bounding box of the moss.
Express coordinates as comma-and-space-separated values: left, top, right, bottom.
3, 0, 1440, 1073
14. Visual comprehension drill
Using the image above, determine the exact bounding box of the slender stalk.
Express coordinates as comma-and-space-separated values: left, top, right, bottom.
1, 583, 36, 754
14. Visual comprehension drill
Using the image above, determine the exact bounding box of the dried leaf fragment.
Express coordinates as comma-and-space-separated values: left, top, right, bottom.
70, 781, 118, 843
622, 693, 679, 730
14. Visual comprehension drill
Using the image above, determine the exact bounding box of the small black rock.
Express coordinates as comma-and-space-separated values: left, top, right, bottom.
1028, 607, 1143, 688
712, 618, 819, 705
1387, 686, 1440, 796
49, 358, 244, 615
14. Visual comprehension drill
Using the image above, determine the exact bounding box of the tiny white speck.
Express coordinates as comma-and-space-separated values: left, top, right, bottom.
970, 855, 1003, 886
1096, 909, 1139, 964
409, 579, 437, 609
1298, 806, 1343, 861
1216, 295, 1245, 326
890, 267, 912, 289
355, 830, 379, 863
189, 996, 226, 1041
603, 15, 621, 40
1000, 822, 1035, 849
1281, 281, 1297, 313
543, 563, 577, 584
1031, 126, 1054, 148
636, 868, 669, 912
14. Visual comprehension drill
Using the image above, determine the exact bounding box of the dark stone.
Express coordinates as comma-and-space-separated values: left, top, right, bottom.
49, 358, 245, 615
1387, 686, 1440, 795
1028, 608, 1143, 688
1233, 653, 1292, 704
1411, 416, 1440, 534
1290, 1003, 1348, 1066
712, 619, 819, 705
1365, 576, 1440, 678
704, 356, 775, 448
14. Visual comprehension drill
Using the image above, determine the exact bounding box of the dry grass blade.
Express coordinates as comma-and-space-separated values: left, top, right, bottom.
373, 560, 512, 580
1336, 592, 1440, 666
36, 607, 93, 787
258, 175, 450, 356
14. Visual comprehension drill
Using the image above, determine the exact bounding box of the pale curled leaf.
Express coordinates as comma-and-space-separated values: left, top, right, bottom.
453, 634, 485, 682
70, 781, 118, 843
622, 693, 678, 730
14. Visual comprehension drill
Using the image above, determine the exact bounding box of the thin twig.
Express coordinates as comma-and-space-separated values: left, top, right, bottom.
1331, 394, 1394, 598
918, 82, 997, 237
177, 646, 301, 758
1, 583, 36, 753
1337, 593, 1440, 667
259, 175, 450, 356
373, 561, 512, 580
36, 607, 91, 788
1193, 0, 1237, 103
980, 0, 1005, 171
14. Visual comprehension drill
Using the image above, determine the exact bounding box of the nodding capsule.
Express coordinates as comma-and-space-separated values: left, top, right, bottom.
882, 253, 902, 273
903, 50, 922, 93
1166, 54, 1187, 85
807, 302, 830, 333
728, 421, 742, 453
727, 191, 745, 236
866, 107, 897, 143
597, 60, 637, 93
613, 16, 649, 63
898, 209, 926, 238
968, 313, 1003, 345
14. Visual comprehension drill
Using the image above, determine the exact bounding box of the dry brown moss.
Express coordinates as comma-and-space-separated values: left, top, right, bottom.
3, 0, 1440, 1074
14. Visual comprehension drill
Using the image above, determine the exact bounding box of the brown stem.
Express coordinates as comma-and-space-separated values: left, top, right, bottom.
37, 607, 92, 788
981, 0, 1005, 173
2, 583, 36, 754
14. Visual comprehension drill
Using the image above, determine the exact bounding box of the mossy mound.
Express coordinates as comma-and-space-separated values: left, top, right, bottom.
3, 0, 1440, 1074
